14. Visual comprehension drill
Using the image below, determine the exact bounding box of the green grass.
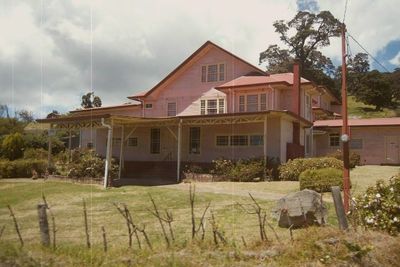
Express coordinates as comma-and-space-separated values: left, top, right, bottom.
347, 96, 400, 118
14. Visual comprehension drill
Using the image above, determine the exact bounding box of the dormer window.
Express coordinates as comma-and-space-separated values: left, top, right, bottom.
200, 99, 225, 115
201, 63, 225, 82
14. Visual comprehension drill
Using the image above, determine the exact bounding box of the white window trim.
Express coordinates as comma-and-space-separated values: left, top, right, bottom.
201, 62, 226, 83
237, 92, 269, 112
215, 134, 264, 147
167, 102, 177, 117
145, 103, 153, 109
200, 98, 226, 115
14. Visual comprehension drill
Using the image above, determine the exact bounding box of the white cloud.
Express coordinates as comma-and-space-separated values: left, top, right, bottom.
389, 51, 400, 66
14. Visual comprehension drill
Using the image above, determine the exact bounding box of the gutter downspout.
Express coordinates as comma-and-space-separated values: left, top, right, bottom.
101, 118, 112, 189
136, 98, 145, 117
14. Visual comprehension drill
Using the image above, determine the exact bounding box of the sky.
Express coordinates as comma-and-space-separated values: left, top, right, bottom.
0, 0, 399, 118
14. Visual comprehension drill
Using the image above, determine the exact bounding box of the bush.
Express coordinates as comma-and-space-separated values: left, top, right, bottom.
327, 150, 361, 168
23, 148, 48, 160
65, 150, 118, 179
0, 159, 47, 178
352, 175, 400, 235
279, 157, 343, 181
23, 133, 65, 155
1, 133, 25, 160
211, 157, 280, 182
299, 168, 343, 192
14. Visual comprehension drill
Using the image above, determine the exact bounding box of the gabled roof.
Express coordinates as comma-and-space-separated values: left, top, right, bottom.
314, 117, 400, 127
128, 40, 267, 99
70, 102, 140, 114
215, 73, 312, 89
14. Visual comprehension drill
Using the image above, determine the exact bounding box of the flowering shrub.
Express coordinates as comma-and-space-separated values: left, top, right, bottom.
352, 175, 400, 235
279, 157, 343, 181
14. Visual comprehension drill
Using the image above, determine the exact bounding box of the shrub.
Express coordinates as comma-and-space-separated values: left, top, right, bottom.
299, 167, 343, 192
23, 148, 48, 160
327, 149, 361, 168
279, 157, 343, 181
23, 133, 65, 155
1, 133, 25, 160
352, 175, 400, 235
65, 150, 118, 179
0, 159, 47, 178
210, 157, 280, 182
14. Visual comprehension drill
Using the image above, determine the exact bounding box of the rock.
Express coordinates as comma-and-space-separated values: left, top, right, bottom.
273, 189, 328, 228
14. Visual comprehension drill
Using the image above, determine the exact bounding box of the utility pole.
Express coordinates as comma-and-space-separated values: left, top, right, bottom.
341, 23, 351, 213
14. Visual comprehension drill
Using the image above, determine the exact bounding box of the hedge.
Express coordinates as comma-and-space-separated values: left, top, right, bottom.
299, 167, 343, 192
279, 157, 343, 181
0, 159, 47, 178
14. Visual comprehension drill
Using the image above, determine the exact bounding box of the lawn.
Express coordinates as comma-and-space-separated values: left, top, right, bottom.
0, 165, 399, 266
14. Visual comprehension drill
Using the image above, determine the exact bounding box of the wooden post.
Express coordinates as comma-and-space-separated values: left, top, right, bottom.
263, 115, 268, 180
177, 119, 182, 182
119, 125, 125, 179
7, 205, 23, 247
82, 199, 91, 248
331, 186, 349, 230
68, 129, 72, 162
37, 204, 50, 247
101, 226, 107, 252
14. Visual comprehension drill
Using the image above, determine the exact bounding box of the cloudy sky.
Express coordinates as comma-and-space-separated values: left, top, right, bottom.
1, 0, 399, 118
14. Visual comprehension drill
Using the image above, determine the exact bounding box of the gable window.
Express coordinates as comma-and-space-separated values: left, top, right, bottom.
145, 103, 153, 109
150, 128, 160, 154
201, 63, 225, 82
329, 133, 340, 147
200, 98, 225, 115
216, 136, 229, 146
128, 137, 138, 147
167, 102, 177, 117
189, 127, 201, 154
230, 135, 248, 146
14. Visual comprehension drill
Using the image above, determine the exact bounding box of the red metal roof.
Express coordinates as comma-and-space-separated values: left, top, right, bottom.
215, 73, 311, 89
314, 117, 400, 127
70, 102, 140, 113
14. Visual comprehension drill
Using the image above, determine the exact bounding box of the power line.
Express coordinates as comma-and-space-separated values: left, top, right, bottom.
347, 32, 391, 73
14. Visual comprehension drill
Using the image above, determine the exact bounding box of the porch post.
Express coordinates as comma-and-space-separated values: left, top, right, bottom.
263, 116, 268, 180
177, 119, 182, 182
68, 129, 72, 162
102, 119, 113, 188
118, 125, 125, 179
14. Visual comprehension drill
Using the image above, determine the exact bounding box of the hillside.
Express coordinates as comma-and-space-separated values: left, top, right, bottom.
348, 96, 400, 119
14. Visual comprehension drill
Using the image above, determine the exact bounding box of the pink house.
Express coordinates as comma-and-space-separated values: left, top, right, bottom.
38, 41, 400, 186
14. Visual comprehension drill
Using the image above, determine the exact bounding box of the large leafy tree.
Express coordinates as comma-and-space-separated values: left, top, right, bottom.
259, 11, 341, 96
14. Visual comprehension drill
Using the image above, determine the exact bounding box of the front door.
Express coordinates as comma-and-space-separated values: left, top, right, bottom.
385, 136, 400, 164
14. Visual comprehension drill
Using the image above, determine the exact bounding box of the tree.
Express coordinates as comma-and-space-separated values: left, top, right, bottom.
17, 110, 34, 123
46, 110, 60, 119
259, 11, 341, 96
1, 132, 25, 160
0, 105, 10, 118
81, 92, 102, 109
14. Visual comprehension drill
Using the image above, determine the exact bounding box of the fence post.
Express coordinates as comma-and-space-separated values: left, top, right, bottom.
331, 186, 349, 230
37, 204, 50, 247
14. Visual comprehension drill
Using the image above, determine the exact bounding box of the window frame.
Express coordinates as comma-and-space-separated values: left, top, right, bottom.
127, 137, 138, 147
329, 133, 340, 147
238, 93, 269, 112
215, 134, 264, 147
145, 103, 153, 109
189, 127, 201, 154
167, 102, 177, 117
201, 63, 226, 83
150, 128, 161, 154
200, 98, 225, 115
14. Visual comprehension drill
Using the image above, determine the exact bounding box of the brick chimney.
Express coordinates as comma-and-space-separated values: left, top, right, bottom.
292, 59, 301, 116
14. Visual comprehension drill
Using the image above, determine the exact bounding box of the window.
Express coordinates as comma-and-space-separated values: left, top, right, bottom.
207, 99, 218, 114
216, 136, 229, 146
167, 102, 177, 117
350, 139, 363, 149
250, 135, 263, 146
87, 142, 93, 149
260, 93, 267, 111
128, 137, 138, 147
239, 95, 245, 112
218, 99, 225, 114
200, 98, 225, 115
201, 63, 225, 82
230, 135, 248, 146
189, 127, 200, 154
201, 66, 207, 82
246, 95, 258, 112
207, 64, 218, 82
200, 100, 206, 115
145, 103, 153, 109
329, 133, 340, 147
150, 128, 160, 154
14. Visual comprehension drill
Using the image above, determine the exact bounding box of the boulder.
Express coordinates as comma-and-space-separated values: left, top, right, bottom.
273, 189, 327, 228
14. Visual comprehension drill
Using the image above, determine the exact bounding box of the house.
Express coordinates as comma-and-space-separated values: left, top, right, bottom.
40, 40, 400, 186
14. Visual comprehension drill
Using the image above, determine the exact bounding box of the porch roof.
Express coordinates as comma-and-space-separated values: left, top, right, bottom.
313, 117, 400, 128
37, 110, 312, 129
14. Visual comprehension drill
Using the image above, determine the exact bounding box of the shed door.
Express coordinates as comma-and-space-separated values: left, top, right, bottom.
385, 136, 400, 164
